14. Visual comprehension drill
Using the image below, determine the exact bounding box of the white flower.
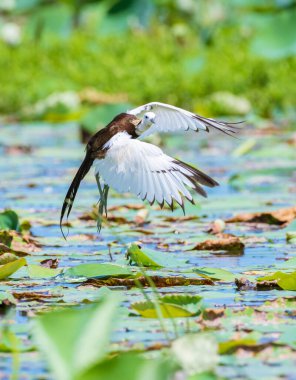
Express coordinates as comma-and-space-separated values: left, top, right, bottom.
0, 0, 15, 12
1, 23, 21, 46
171, 333, 218, 375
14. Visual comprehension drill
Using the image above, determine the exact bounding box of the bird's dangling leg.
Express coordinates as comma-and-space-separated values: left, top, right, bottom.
95, 174, 109, 232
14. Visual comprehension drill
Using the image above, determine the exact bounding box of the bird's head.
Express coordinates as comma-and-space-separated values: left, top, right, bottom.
137, 112, 156, 132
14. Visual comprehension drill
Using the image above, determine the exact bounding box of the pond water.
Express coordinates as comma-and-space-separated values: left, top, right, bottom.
0, 122, 295, 379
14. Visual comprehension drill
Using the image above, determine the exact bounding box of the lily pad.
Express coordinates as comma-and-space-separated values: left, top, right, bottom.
0, 210, 20, 231
257, 271, 296, 291
64, 263, 133, 279
0, 258, 26, 280
193, 267, 236, 282
27, 264, 62, 279
131, 294, 203, 318
126, 243, 181, 268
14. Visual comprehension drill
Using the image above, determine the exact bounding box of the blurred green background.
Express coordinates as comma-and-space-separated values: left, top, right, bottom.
0, 0, 295, 130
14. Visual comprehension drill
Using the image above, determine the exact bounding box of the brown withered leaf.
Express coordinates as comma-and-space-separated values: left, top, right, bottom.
203, 308, 225, 321
12, 291, 60, 302
235, 277, 257, 291
235, 277, 281, 291
226, 206, 296, 226
40, 258, 59, 269
108, 204, 145, 211
0, 231, 13, 246
190, 233, 244, 253
163, 215, 198, 222
0, 243, 28, 257
79, 276, 214, 289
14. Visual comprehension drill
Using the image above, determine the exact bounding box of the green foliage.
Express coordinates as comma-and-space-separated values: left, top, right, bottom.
64, 263, 133, 278
81, 353, 172, 380
126, 243, 184, 268
257, 271, 296, 290
0, 210, 20, 231
27, 264, 62, 279
132, 294, 203, 318
193, 267, 235, 282
0, 258, 26, 280
34, 293, 121, 380
0, 25, 295, 117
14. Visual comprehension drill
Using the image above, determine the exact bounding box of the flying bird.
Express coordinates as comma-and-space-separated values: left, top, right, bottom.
60, 102, 240, 236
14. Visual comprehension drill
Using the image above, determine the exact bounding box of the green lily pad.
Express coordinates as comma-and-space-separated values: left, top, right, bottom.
0, 258, 26, 280
0, 210, 20, 231
193, 267, 236, 282
27, 264, 62, 279
131, 294, 203, 318
219, 338, 258, 355
257, 271, 296, 291
126, 243, 181, 268
64, 263, 133, 279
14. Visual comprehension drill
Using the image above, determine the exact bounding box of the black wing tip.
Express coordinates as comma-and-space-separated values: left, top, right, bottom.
193, 114, 244, 137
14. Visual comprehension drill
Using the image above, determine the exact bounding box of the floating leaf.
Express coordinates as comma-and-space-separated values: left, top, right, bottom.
193, 267, 235, 282
64, 263, 133, 279
219, 338, 258, 355
131, 294, 203, 318
257, 271, 296, 291
0, 258, 26, 280
34, 293, 121, 380
127, 243, 180, 268
27, 264, 62, 279
0, 210, 20, 231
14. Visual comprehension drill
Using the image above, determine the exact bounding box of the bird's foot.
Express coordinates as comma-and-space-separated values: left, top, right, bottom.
96, 175, 109, 232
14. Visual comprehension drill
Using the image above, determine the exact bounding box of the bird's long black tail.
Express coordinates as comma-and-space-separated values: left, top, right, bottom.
60, 150, 94, 239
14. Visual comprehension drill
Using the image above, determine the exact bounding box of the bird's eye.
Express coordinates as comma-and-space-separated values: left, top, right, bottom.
144, 115, 148, 119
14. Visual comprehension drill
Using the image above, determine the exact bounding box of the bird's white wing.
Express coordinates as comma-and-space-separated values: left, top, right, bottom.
128, 102, 240, 138
94, 132, 218, 209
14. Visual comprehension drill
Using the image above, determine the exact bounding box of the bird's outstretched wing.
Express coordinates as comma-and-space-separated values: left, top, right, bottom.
94, 132, 218, 211
128, 102, 242, 138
